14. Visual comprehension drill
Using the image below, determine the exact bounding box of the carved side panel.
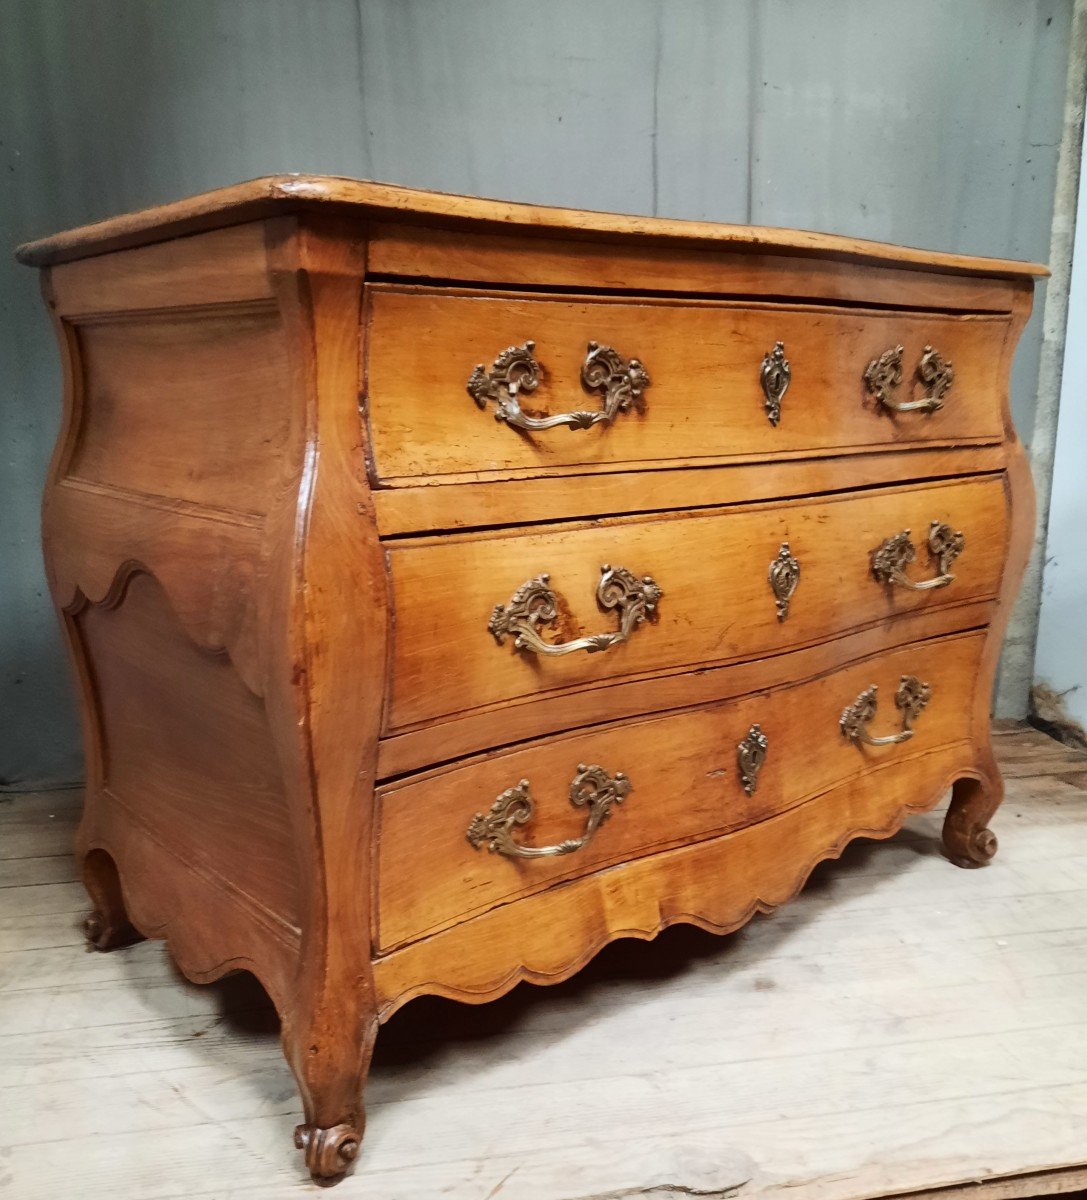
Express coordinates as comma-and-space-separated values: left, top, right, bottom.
66, 306, 292, 515
38, 213, 395, 1180
75, 569, 301, 932
39, 229, 314, 1003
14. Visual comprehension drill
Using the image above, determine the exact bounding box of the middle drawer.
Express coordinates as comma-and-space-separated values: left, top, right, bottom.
384, 474, 1006, 733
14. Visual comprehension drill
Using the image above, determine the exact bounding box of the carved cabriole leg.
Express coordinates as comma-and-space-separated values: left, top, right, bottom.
943, 770, 1002, 867
265, 216, 387, 1181
942, 278, 1036, 869
81, 845, 143, 950
282, 998, 379, 1181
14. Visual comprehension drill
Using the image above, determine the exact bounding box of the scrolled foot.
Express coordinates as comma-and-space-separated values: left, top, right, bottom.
81, 849, 143, 950
943, 773, 1002, 869
82, 908, 140, 951
944, 824, 998, 869
294, 1122, 361, 1183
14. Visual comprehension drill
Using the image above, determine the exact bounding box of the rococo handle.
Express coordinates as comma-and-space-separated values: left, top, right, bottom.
467, 340, 650, 432
466, 764, 632, 860
871, 521, 965, 591
840, 675, 932, 746
489, 564, 663, 657
863, 344, 953, 414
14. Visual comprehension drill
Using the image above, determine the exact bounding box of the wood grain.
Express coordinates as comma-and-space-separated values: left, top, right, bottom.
372, 739, 986, 1015
35, 213, 318, 1175
943, 279, 1037, 869
76, 569, 301, 932
376, 630, 984, 951
372, 443, 1009, 536
262, 216, 387, 1181
366, 221, 1027, 313
364, 285, 1009, 482
45, 480, 264, 691
385, 474, 1008, 733
376, 599, 997, 778
48, 222, 274, 316
20, 182, 1040, 1184
65, 306, 291, 515
15, 174, 1049, 278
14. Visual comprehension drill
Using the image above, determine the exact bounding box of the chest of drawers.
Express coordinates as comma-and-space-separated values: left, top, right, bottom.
17, 177, 1044, 1182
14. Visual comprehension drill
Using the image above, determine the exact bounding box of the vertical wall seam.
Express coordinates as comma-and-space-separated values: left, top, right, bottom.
353, 0, 368, 178
746, 0, 759, 225
996, 0, 1087, 718
650, 0, 662, 216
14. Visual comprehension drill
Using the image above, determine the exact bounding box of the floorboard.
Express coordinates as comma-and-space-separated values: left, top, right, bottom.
1, 723, 1085, 1200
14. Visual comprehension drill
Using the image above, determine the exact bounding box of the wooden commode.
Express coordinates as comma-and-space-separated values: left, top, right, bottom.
17, 177, 1045, 1182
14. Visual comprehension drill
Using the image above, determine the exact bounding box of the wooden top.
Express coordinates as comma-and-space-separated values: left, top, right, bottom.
16, 174, 1049, 277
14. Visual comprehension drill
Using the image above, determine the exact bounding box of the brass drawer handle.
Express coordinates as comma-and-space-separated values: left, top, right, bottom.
840, 675, 932, 746
489, 564, 663, 657
467, 340, 649, 432
871, 521, 964, 591
864, 344, 953, 414
467, 764, 631, 859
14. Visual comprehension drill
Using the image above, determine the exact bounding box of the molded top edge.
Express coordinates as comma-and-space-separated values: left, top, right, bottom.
15, 173, 1050, 277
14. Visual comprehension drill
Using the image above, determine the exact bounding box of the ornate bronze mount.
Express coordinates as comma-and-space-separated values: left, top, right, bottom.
760, 341, 791, 426
840, 675, 932, 746
466, 764, 631, 860
863, 344, 953, 414
768, 542, 800, 620
489, 564, 662, 657
871, 521, 964, 590
467, 340, 649, 432
737, 724, 769, 796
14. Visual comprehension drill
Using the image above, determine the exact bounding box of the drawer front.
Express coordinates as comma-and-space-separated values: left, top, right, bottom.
385, 475, 1007, 733
364, 285, 1009, 482
376, 630, 984, 951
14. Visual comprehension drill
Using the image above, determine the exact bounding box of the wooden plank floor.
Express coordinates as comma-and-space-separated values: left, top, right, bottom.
3, 722, 1087, 1200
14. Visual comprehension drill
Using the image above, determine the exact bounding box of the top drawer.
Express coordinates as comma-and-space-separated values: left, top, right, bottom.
362, 285, 1010, 483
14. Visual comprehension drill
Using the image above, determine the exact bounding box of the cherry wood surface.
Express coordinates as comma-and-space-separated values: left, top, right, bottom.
46, 221, 276, 314
70, 305, 291, 514
376, 598, 997, 779
376, 630, 985, 951
78, 570, 302, 933
371, 738, 986, 1020
385, 474, 1007, 733
19, 178, 1041, 1184
17, 174, 1048, 277
366, 220, 1029, 313
365, 285, 1009, 482
371, 443, 1010, 535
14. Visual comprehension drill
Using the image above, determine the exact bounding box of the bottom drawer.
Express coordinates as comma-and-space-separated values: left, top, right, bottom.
375, 630, 985, 951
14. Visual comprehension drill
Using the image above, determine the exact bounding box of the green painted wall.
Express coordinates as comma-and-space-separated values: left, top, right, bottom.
0, 0, 1073, 787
